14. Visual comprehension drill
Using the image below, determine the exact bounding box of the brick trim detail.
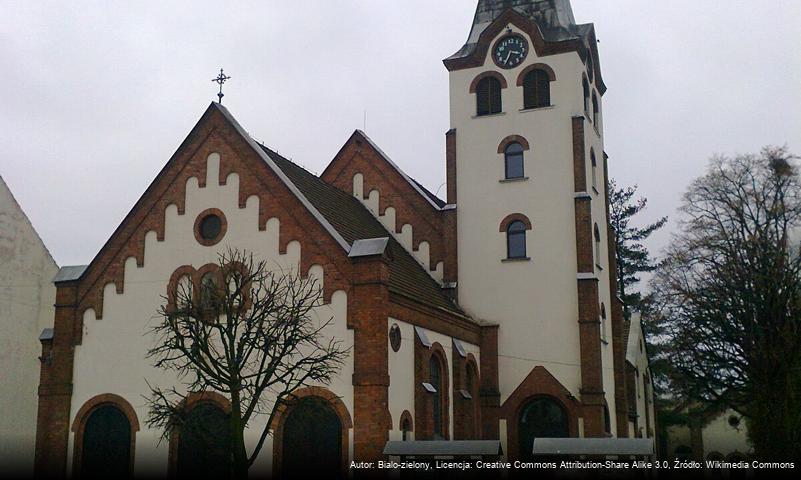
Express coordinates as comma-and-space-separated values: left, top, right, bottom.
469, 71, 509, 94
193, 208, 227, 246
321, 130, 447, 274
515, 63, 556, 85
270, 386, 352, 478
497, 135, 531, 154
349, 253, 392, 462
446, 129, 457, 205
499, 366, 582, 460
479, 325, 500, 440
68, 104, 353, 327
34, 282, 78, 477
572, 116, 606, 437
71, 393, 140, 477
498, 213, 532, 232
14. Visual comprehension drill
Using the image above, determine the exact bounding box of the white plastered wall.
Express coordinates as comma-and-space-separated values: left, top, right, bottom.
67, 153, 354, 476
448, 23, 617, 434
0, 177, 58, 472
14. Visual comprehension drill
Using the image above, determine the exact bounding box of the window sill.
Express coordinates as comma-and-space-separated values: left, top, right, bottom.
499, 176, 529, 183
472, 112, 506, 119
502, 257, 531, 263
519, 105, 555, 113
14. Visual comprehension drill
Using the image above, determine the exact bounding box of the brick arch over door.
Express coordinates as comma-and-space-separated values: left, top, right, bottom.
269, 386, 352, 477
71, 393, 140, 477
499, 366, 583, 460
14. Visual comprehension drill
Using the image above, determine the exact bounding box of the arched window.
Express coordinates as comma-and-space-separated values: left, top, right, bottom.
592, 92, 599, 125
78, 405, 133, 477
590, 149, 598, 190
401, 416, 413, 441
200, 271, 219, 312
504, 142, 525, 179
507, 221, 527, 259
594, 223, 602, 268
600, 303, 607, 341
603, 404, 611, 434
582, 77, 590, 114
518, 397, 569, 461
476, 76, 502, 116
429, 355, 444, 438
523, 69, 551, 109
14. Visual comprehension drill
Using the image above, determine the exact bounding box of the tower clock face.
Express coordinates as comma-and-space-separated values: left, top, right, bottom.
493, 34, 528, 69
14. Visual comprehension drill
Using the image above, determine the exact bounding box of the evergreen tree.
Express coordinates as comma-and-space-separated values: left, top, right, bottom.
608, 180, 667, 314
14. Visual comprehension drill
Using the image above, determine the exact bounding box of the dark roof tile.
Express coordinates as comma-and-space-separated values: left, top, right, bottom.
259, 145, 466, 318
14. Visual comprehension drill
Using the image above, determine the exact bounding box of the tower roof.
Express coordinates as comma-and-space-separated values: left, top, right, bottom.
447, 0, 592, 64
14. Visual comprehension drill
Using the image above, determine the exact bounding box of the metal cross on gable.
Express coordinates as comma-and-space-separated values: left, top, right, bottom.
212, 68, 231, 104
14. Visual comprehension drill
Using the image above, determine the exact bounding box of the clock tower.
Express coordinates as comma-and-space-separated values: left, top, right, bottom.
443, 0, 629, 453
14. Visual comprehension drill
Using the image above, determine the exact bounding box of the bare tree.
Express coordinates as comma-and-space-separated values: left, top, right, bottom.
651, 147, 801, 459
145, 248, 348, 478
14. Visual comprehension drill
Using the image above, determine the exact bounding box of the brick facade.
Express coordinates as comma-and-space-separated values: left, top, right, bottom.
572, 116, 606, 437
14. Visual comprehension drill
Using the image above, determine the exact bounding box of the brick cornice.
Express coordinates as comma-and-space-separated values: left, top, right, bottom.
388, 294, 480, 345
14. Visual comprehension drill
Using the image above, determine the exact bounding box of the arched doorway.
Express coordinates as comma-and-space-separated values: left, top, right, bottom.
175, 402, 232, 477
518, 397, 569, 461
282, 397, 342, 475
79, 405, 132, 478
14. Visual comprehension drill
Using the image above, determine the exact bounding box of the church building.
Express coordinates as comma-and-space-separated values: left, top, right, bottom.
34, 0, 646, 476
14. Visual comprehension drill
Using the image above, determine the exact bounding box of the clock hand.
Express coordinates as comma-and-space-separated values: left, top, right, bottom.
504, 51, 512, 63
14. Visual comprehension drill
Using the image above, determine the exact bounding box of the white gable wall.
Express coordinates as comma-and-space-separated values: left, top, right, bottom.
66, 153, 354, 476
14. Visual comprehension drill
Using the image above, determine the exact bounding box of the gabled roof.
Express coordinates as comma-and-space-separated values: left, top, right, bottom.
339, 130, 448, 210
260, 145, 465, 318
54, 102, 464, 320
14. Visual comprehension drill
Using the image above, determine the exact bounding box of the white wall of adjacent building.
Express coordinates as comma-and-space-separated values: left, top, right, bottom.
0, 176, 58, 472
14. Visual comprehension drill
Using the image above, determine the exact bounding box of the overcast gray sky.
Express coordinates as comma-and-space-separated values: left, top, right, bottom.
2, 0, 800, 269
